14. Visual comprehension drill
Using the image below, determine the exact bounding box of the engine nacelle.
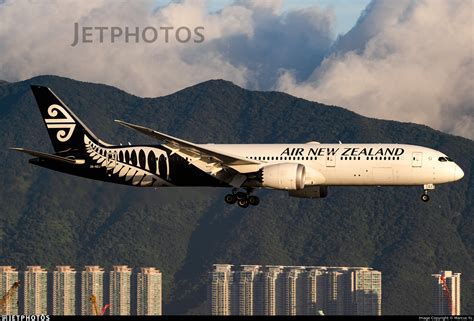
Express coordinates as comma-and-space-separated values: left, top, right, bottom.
288, 186, 328, 199
259, 163, 305, 190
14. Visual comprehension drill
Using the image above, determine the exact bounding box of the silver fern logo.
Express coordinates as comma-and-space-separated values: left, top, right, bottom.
44, 104, 76, 142
84, 135, 172, 187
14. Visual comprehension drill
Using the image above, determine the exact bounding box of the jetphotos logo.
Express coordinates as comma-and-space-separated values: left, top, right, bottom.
71, 22, 205, 46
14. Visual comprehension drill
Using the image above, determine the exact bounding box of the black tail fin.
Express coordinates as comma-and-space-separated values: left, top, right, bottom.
31, 85, 107, 153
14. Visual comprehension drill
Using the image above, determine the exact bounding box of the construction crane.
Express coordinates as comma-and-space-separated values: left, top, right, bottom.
0, 281, 20, 315
439, 276, 453, 315
101, 304, 110, 315
90, 295, 110, 316
90, 294, 100, 316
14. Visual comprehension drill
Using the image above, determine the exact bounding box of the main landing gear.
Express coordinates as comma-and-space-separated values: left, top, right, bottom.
421, 184, 435, 202
224, 188, 260, 208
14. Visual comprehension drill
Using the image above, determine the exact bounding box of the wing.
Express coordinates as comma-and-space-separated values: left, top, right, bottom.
115, 120, 260, 187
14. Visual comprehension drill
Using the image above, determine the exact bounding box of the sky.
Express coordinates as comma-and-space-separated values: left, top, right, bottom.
0, 0, 472, 140
181, 0, 371, 35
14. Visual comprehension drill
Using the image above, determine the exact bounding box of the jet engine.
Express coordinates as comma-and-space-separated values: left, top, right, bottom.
288, 186, 328, 198
259, 163, 305, 190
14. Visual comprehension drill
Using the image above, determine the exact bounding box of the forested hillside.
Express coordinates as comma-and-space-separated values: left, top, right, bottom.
0, 75, 472, 314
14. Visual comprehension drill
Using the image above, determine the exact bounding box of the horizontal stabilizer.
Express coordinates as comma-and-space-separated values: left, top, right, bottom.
10, 148, 82, 165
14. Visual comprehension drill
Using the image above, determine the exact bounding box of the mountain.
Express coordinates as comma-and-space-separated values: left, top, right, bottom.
0, 75, 472, 315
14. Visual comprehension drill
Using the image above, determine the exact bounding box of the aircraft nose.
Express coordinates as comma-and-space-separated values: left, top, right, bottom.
454, 164, 464, 181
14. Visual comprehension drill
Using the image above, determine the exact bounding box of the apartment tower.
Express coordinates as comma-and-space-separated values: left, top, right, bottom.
208, 264, 233, 315
137, 267, 162, 315
52, 266, 76, 315
81, 266, 104, 315
232, 265, 261, 315
23, 266, 48, 315
347, 267, 382, 315
432, 271, 461, 315
0, 266, 19, 314
109, 265, 132, 315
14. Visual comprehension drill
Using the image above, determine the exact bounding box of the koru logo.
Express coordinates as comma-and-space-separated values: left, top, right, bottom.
45, 104, 76, 142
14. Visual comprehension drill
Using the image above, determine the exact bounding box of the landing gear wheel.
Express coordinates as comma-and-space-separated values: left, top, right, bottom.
421, 194, 430, 202
236, 192, 247, 200
248, 195, 260, 206
225, 194, 237, 204
237, 198, 250, 208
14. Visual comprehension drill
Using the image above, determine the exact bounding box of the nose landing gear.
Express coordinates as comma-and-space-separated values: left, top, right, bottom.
224, 188, 260, 207
421, 184, 435, 202
421, 193, 430, 202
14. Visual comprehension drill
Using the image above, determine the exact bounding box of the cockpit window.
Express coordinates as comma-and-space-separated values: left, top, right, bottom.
438, 156, 454, 162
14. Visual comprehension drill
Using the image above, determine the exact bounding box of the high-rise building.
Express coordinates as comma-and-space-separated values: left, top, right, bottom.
208, 264, 233, 315
324, 267, 347, 315
432, 271, 461, 315
23, 266, 48, 315
0, 266, 19, 315
137, 267, 162, 315
232, 265, 261, 315
301, 267, 326, 315
109, 265, 132, 315
347, 267, 382, 315
281, 267, 305, 315
260, 265, 285, 315
52, 266, 76, 315
81, 266, 104, 315
208, 265, 382, 316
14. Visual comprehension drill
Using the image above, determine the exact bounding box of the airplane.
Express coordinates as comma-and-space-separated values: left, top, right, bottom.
11, 85, 464, 208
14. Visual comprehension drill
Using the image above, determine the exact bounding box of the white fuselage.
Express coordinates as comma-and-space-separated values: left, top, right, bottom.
202, 143, 464, 186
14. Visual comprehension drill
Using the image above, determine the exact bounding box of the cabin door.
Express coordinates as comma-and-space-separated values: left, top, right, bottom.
412, 152, 423, 167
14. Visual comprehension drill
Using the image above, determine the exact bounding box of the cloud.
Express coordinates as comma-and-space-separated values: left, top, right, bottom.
0, 0, 334, 96
0, 0, 472, 140
0, 0, 251, 96
277, 0, 474, 140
